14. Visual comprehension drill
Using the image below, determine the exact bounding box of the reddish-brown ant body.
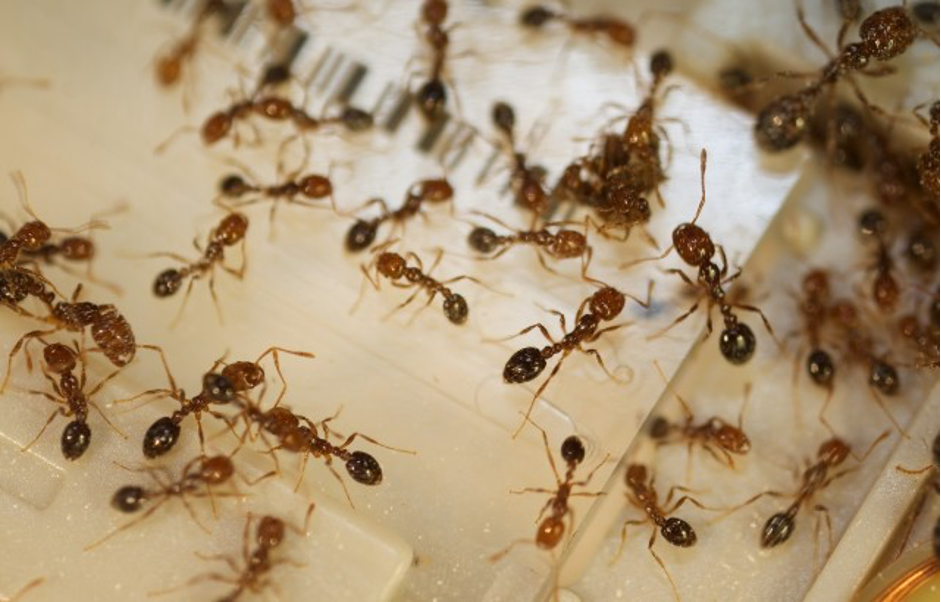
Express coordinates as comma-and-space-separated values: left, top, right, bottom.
489, 425, 606, 562
491, 101, 551, 222
796, 269, 837, 390
20, 341, 126, 460
217, 169, 334, 224
415, 0, 455, 120
615, 464, 710, 601
519, 4, 635, 48
467, 213, 589, 268
344, 178, 454, 252
87, 454, 243, 550
360, 244, 476, 325
152, 212, 248, 318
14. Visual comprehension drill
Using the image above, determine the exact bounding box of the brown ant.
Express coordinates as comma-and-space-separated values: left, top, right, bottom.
2, 284, 138, 392
359, 243, 479, 325
151, 211, 248, 321
491, 101, 551, 222
86, 453, 249, 550
718, 432, 887, 554
754, 6, 931, 152
466, 211, 590, 270
858, 209, 900, 314
519, 3, 635, 48
414, 0, 456, 120
502, 271, 648, 437
154, 0, 224, 89
19, 340, 127, 460
344, 178, 454, 252
489, 422, 606, 563
152, 508, 315, 601
623, 149, 775, 365
614, 464, 713, 601
794, 269, 837, 392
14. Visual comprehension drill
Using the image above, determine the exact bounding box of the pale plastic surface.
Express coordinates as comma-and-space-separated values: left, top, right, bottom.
0, 1, 935, 601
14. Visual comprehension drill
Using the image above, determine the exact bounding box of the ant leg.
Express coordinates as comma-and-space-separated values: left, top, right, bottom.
646, 298, 701, 341
647, 529, 681, 602
193, 551, 241, 574
817, 387, 838, 438
665, 493, 723, 514
509, 487, 558, 495
20, 410, 59, 453
513, 354, 568, 439
137, 344, 179, 392
207, 271, 225, 325
488, 321, 555, 345
180, 491, 212, 533
84, 498, 166, 550
88, 400, 128, 439
325, 463, 356, 509
574, 453, 613, 487
579, 347, 621, 382
663, 268, 696, 288
611, 519, 648, 565
336, 431, 416, 455
488, 539, 534, 563
733, 303, 779, 344
814, 504, 834, 558
2, 329, 57, 393
709, 490, 787, 524
255, 346, 314, 407
795, 7, 835, 59
148, 572, 240, 597
293, 450, 312, 494
867, 388, 905, 436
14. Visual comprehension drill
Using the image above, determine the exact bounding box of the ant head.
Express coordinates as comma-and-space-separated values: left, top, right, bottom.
215, 213, 249, 246
673, 223, 714, 267
201, 111, 234, 145
760, 512, 795, 548
818, 438, 850, 467
755, 93, 810, 152
718, 322, 756, 365
44, 343, 77, 374
257, 516, 286, 550
415, 179, 453, 204
376, 252, 407, 280
203, 372, 236, 403
492, 102, 516, 136
443, 294, 469, 325
346, 219, 378, 252
220, 174, 251, 198
416, 80, 447, 121
859, 7, 915, 62
60, 236, 95, 260
222, 361, 265, 392
346, 451, 382, 485
549, 229, 587, 259
260, 63, 292, 87
648, 416, 671, 439
661, 517, 697, 547
340, 107, 375, 132
112, 486, 146, 513
715, 423, 750, 454
468, 226, 499, 253
200, 455, 235, 485
520, 5, 556, 28
155, 54, 182, 87
153, 268, 184, 298
300, 175, 332, 199
907, 229, 936, 269
589, 287, 625, 321
802, 270, 830, 301
16, 221, 52, 251
61, 420, 91, 460
536, 516, 566, 549
650, 50, 673, 80
560, 436, 586, 465
422, 0, 448, 26
869, 360, 900, 395
806, 349, 835, 387
142, 416, 181, 459
625, 464, 647, 488
503, 347, 547, 384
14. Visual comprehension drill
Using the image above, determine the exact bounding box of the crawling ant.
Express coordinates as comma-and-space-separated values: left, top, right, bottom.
2, 284, 137, 392
860, 219, 901, 314
623, 149, 775, 365
793, 269, 837, 391
154, 0, 224, 89
502, 272, 648, 437
359, 243, 479, 325
414, 0, 456, 120
719, 432, 887, 554
467, 212, 590, 271
519, 3, 635, 48
615, 464, 712, 601
491, 101, 551, 222
19, 341, 127, 460
86, 453, 248, 550
153, 508, 314, 601
215, 160, 336, 227
489, 423, 606, 563
754, 6, 932, 152
344, 178, 454, 252
151, 211, 248, 320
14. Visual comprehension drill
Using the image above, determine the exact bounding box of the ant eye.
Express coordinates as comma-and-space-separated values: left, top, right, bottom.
416, 80, 447, 120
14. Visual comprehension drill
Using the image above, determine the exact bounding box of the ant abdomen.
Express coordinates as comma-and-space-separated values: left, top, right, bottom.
520, 5, 555, 28
153, 268, 184, 297
61, 420, 91, 460
560, 436, 585, 464
661, 517, 697, 547
112, 486, 146, 513
503, 347, 547, 383
869, 360, 899, 395
143, 416, 181, 458
536, 516, 565, 549
719, 323, 756, 365
345, 450, 382, 485
807, 350, 835, 386
417, 80, 447, 120
468, 227, 500, 253
760, 512, 795, 548
443, 294, 469, 324
345, 220, 377, 252
754, 93, 811, 152
648, 416, 671, 439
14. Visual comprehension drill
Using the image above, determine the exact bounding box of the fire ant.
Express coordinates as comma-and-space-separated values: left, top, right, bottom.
519, 3, 635, 48
794, 269, 837, 391
85, 453, 250, 550
19, 340, 128, 460
623, 149, 775, 365
414, 0, 457, 120
502, 271, 649, 437
359, 243, 480, 325
648, 364, 751, 473
151, 211, 248, 321
489, 422, 607, 563
344, 178, 454, 252
754, 6, 932, 152
858, 210, 900, 314
718, 432, 887, 554
154, 0, 224, 89
614, 464, 712, 601
152, 508, 315, 601
2, 284, 137, 392
467, 211, 590, 270
491, 101, 551, 222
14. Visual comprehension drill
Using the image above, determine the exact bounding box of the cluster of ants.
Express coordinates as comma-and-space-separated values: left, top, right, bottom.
1, 0, 938, 600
